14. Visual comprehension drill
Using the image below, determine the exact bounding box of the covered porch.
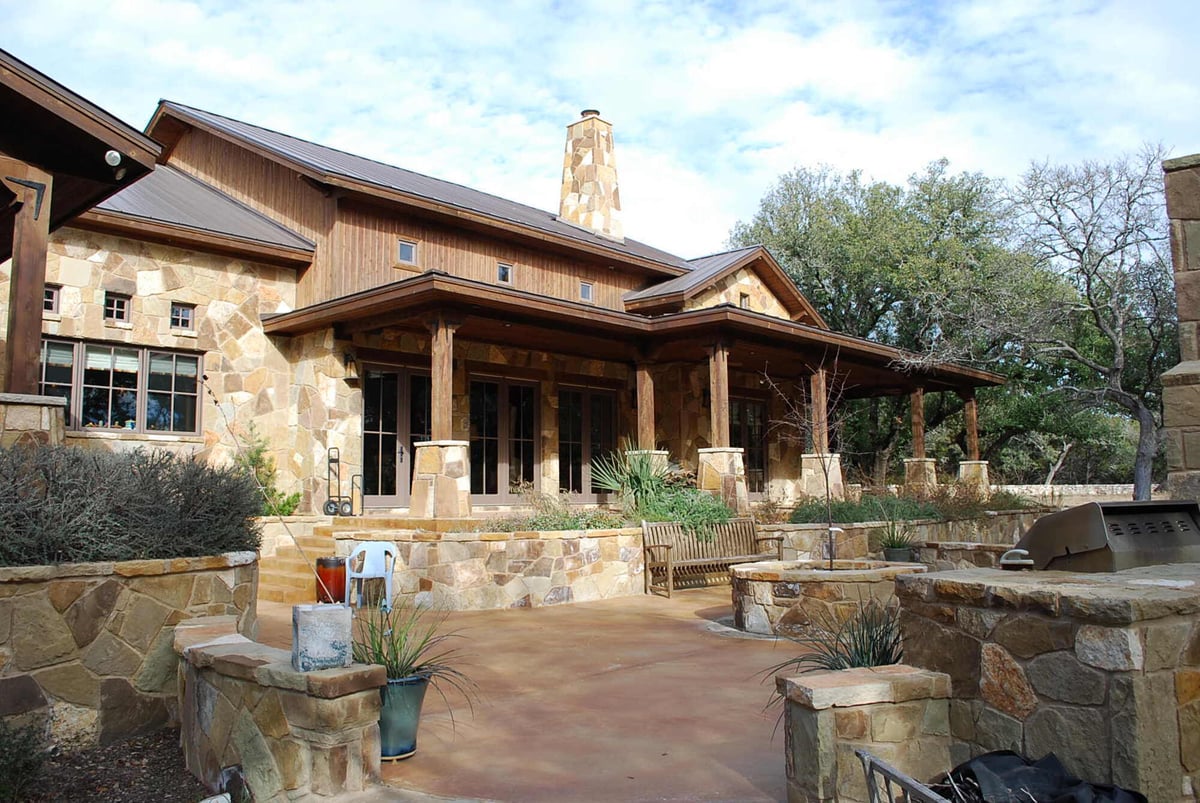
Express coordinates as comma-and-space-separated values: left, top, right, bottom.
264, 270, 1002, 516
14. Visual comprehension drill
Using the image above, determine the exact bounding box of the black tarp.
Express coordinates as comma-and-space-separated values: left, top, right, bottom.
929, 751, 1147, 803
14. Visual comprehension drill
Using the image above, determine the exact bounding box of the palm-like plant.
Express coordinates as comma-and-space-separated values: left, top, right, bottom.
352, 600, 476, 705
590, 440, 669, 510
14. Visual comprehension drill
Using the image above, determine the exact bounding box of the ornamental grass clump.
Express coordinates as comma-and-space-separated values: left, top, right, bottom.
765, 596, 903, 677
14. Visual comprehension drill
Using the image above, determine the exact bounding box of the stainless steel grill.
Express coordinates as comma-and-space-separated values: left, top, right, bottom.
1003, 500, 1200, 572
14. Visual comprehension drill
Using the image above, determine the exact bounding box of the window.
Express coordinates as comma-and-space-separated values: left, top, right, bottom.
497, 262, 513, 284
731, 397, 767, 494
469, 379, 537, 498
170, 302, 195, 331
559, 388, 617, 497
739, 293, 751, 310
579, 281, 594, 303
397, 239, 418, 265
39, 338, 201, 434
103, 292, 130, 323
43, 285, 60, 314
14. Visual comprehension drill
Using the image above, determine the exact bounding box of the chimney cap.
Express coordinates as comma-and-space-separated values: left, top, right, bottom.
580, 109, 600, 118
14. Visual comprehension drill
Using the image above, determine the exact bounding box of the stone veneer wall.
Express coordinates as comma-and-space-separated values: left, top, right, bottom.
684, 265, 792, 319
334, 528, 642, 610
778, 665, 952, 803
0, 552, 258, 748
174, 616, 384, 800
1164, 153, 1200, 500
897, 565, 1200, 802
0, 393, 65, 447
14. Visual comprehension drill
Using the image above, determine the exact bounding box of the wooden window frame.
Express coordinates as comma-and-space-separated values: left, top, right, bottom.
103, 292, 131, 323
39, 337, 203, 436
169, 302, 196, 332
579, 281, 594, 303
497, 262, 513, 285
468, 377, 539, 502
396, 239, 418, 267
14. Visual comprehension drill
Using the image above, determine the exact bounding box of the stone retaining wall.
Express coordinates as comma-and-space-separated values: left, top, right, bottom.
914, 541, 1012, 571
174, 616, 384, 800
897, 565, 1200, 802
335, 528, 642, 610
0, 393, 65, 448
0, 552, 257, 747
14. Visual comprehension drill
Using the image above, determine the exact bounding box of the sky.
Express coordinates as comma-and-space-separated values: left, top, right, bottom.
5, 0, 1199, 258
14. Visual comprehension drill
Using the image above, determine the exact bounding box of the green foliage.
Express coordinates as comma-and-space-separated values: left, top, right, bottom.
0, 718, 49, 803
635, 486, 734, 540
0, 445, 261, 567
876, 517, 915, 550
231, 423, 301, 516
590, 445, 671, 509
351, 599, 477, 718
766, 597, 903, 677
482, 485, 625, 532
789, 495, 939, 524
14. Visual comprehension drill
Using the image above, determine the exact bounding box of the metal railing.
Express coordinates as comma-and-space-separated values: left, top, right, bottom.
856, 748, 951, 803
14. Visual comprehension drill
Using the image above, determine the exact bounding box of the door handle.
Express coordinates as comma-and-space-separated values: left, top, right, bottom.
397, 443, 405, 464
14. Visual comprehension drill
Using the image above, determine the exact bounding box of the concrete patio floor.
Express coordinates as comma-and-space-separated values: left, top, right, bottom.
256, 586, 794, 802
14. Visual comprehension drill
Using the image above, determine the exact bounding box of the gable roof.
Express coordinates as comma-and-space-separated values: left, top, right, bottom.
147, 101, 692, 277
623, 244, 826, 326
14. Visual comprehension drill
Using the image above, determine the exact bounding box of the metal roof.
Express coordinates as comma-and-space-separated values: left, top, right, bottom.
95, 165, 314, 251
624, 245, 761, 302
154, 101, 691, 273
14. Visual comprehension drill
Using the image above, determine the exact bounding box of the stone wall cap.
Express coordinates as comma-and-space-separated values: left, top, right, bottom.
1164, 153, 1200, 172
0, 392, 67, 406
698, 447, 746, 454
412, 440, 470, 447
777, 664, 951, 709
1162, 361, 1200, 385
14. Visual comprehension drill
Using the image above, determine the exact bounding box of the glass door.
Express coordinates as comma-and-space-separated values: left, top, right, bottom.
362, 369, 431, 508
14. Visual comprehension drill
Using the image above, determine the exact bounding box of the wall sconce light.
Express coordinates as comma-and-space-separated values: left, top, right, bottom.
343, 351, 359, 381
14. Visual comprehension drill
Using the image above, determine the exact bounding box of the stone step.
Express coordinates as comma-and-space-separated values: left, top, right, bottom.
328, 516, 489, 533
257, 581, 315, 605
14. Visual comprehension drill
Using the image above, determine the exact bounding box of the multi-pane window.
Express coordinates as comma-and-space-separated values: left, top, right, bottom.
43, 285, 60, 314
397, 240, 417, 265
170, 302, 195, 331
469, 379, 537, 497
559, 389, 617, 496
103, 292, 130, 322
731, 397, 767, 494
39, 338, 200, 434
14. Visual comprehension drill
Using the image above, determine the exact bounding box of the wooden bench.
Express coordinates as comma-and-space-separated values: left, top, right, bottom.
642, 518, 783, 597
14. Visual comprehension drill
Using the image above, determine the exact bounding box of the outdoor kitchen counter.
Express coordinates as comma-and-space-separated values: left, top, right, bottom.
894, 563, 1200, 802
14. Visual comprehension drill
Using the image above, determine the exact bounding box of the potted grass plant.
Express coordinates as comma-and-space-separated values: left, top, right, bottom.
876, 503, 918, 562
352, 599, 476, 761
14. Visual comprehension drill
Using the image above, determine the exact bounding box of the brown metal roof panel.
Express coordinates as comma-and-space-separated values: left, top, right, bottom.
156, 102, 691, 272
95, 166, 314, 251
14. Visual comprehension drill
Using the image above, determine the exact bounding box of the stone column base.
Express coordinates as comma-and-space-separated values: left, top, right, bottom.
625, 449, 669, 473
800, 453, 844, 502
1164, 361, 1200, 500
0, 392, 65, 447
958, 460, 990, 491
903, 458, 937, 496
410, 441, 472, 518
697, 447, 749, 515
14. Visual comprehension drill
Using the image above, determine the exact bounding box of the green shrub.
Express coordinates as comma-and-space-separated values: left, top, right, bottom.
765, 597, 902, 678
635, 486, 733, 540
0, 718, 49, 803
481, 486, 625, 532
789, 494, 939, 524
590, 445, 670, 509
232, 423, 301, 516
0, 445, 262, 567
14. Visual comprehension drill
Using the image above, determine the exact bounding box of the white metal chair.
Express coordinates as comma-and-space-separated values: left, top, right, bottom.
344, 542, 399, 609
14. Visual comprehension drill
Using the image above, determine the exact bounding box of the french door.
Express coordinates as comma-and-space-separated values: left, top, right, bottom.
362, 368, 431, 508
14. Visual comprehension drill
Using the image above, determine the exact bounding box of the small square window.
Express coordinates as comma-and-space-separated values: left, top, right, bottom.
397, 240, 418, 265
44, 285, 60, 314
739, 293, 751, 309
170, 302, 195, 331
580, 281, 594, 303
103, 292, 130, 322
497, 263, 513, 284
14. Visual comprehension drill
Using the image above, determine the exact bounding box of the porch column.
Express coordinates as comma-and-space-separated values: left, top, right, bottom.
800, 367, 844, 502
411, 314, 471, 518
636, 361, 655, 450
2, 158, 53, 395
957, 389, 990, 490
699, 339, 748, 514
903, 387, 937, 495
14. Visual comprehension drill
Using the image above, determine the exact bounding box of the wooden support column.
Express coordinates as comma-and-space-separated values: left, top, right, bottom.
911, 388, 926, 460
962, 390, 980, 461
426, 313, 461, 441
1, 158, 53, 395
708, 340, 730, 448
810, 368, 829, 454
635, 362, 655, 450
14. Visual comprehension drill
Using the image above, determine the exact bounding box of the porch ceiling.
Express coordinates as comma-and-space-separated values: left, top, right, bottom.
263, 271, 1003, 396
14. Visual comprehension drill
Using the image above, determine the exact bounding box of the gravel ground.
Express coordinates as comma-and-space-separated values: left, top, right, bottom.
25, 728, 210, 803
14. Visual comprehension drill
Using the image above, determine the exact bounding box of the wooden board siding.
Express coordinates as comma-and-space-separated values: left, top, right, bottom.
334, 199, 645, 310
167, 130, 333, 307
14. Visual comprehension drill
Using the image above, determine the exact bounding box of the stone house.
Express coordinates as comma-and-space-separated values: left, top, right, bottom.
2, 85, 999, 516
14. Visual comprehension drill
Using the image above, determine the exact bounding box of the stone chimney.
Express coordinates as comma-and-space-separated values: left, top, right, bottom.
559, 109, 623, 242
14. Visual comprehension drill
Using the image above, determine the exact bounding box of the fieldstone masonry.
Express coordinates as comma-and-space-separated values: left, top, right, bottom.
0, 552, 257, 748
174, 616, 384, 800
0, 393, 64, 447
409, 440, 472, 518
778, 665, 951, 803
1164, 153, 1200, 500
897, 565, 1200, 801
698, 446, 750, 514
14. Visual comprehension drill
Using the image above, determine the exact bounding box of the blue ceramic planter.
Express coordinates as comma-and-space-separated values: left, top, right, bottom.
379, 676, 430, 760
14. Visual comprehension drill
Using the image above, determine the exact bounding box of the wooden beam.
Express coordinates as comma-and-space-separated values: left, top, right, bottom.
1, 157, 52, 395
636, 362, 655, 450
810, 368, 829, 454
709, 340, 730, 448
425, 313, 462, 441
962, 390, 980, 461
911, 388, 926, 460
